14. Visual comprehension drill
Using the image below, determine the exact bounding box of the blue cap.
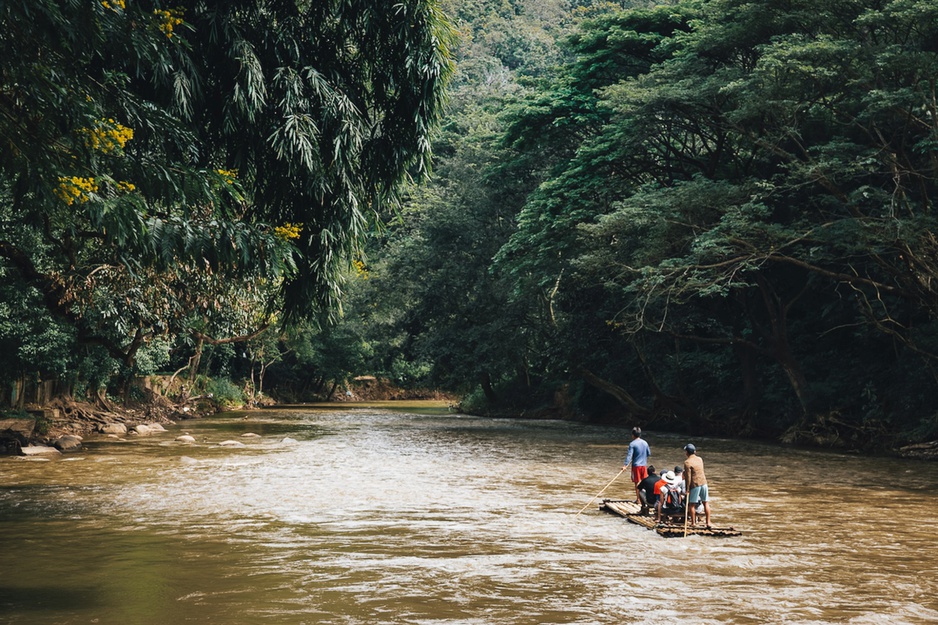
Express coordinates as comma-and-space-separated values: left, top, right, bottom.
683, 443, 696, 453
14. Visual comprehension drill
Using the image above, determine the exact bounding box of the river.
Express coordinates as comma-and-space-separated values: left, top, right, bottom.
1, 403, 937, 624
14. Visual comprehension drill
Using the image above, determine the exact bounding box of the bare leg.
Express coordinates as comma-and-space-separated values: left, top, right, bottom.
703, 501, 711, 528
688, 499, 697, 526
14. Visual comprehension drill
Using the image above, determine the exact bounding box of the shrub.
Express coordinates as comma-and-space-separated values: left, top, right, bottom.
206, 377, 244, 409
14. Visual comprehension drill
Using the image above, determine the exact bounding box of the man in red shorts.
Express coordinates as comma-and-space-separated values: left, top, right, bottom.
623, 427, 650, 503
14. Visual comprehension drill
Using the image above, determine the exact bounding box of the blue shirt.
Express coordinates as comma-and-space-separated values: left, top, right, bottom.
624, 438, 650, 467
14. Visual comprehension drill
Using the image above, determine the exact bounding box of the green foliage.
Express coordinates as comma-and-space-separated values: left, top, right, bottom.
0, 0, 455, 403
0, 276, 74, 380
32, 412, 52, 436
7, 0, 938, 452
388, 355, 434, 388
205, 377, 244, 409
132, 337, 173, 376
458, 387, 493, 415
526, 0, 938, 443
345, 0, 938, 449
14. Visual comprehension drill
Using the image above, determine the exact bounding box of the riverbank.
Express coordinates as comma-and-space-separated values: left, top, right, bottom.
2, 375, 459, 454
4, 381, 937, 461
1, 391, 213, 454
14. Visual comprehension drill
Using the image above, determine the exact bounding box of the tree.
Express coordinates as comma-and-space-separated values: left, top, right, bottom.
506, 0, 938, 441
0, 0, 455, 402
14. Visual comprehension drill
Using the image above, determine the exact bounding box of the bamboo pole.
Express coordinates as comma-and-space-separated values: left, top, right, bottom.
683, 495, 691, 538
575, 468, 626, 516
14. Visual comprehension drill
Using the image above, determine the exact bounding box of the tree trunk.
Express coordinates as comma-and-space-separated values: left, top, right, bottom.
752, 274, 812, 415
188, 336, 205, 386
633, 344, 697, 422
578, 367, 652, 419
733, 341, 761, 415
480, 372, 498, 403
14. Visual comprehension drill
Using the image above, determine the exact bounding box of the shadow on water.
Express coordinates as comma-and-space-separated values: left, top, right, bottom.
191, 419, 333, 439
0, 586, 101, 611
262, 400, 454, 415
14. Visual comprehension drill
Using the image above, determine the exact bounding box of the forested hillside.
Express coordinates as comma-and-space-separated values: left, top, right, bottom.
338, 0, 938, 451
3, 0, 937, 453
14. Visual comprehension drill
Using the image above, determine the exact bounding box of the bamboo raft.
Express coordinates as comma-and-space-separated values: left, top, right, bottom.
600, 499, 743, 538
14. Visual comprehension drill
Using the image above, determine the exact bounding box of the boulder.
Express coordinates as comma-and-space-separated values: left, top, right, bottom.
146, 423, 167, 433
0, 437, 22, 455
20, 445, 62, 457
898, 440, 938, 460
241, 432, 261, 438
175, 435, 196, 444
53, 435, 83, 453
132, 424, 152, 436
100, 423, 127, 436
218, 440, 246, 448
0, 417, 35, 439
0, 418, 34, 456
281, 437, 298, 444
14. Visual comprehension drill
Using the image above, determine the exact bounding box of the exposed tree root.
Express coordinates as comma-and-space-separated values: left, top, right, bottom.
36, 390, 213, 443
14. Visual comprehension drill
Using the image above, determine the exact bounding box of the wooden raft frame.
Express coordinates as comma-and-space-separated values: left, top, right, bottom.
599, 499, 742, 538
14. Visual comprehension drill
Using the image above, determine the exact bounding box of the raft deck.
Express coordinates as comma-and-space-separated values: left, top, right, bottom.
600, 499, 742, 538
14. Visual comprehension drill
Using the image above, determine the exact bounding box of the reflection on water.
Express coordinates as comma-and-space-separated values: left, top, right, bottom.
2, 404, 937, 624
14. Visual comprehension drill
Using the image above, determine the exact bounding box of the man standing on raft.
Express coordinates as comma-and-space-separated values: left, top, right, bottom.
683, 443, 711, 528
623, 427, 650, 503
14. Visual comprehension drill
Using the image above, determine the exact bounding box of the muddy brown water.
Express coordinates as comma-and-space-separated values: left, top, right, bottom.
1, 403, 936, 624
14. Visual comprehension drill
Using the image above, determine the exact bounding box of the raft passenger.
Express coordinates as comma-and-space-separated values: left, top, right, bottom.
656, 470, 684, 522
683, 443, 711, 528
623, 427, 650, 503
636, 465, 662, 511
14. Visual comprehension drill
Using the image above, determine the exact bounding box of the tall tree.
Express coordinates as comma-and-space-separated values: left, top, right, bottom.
0, 0, 454, 399
501, 0, 938, 440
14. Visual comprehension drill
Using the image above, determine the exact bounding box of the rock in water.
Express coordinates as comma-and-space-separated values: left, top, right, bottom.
53, 435, 83, 453
21, 445, 62, 457
100, 423, 127, 436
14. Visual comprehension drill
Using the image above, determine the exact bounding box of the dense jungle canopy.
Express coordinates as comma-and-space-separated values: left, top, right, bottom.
3, 0, 938, 452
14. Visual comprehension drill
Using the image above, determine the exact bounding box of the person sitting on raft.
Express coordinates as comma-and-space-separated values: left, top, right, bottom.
636, 465, 663, 512
656, 470, 684, 522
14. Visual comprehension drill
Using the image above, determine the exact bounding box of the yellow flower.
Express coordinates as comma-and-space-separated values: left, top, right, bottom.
352, 258, 370, 279
102, 0, 125, 10
116, 181, 136, 193
273, 223, 303, 241
216, 168, 238, 185
154, 8, 184, 38
55, 177, 99, 205
80, 119, 133, 154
